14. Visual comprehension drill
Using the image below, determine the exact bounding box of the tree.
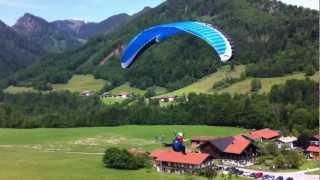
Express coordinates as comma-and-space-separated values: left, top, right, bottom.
103, 147, 147, 170
145, 87, 156, 98
304, 65, 316, 76
202, 167, 217, 180
251, 79, 262, 92
285, 151, 304, 168
274, 154, 287, 169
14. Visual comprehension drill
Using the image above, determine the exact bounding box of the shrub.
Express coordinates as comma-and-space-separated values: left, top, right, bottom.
304, 65, 316, 76
251, 79, 262, 92
103, 147, 148, 170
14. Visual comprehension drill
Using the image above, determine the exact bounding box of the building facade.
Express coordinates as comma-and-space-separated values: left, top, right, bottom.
150, 150, 213, 174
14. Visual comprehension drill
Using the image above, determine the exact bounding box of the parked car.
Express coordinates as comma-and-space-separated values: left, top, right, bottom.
276, 176, 284, 180
249, 173, 256, 177
243, 172, 251, 176
254, 172, 263, 178
263, 174, 275, 180
232, 169, 243, 175
286, 177, 294, 180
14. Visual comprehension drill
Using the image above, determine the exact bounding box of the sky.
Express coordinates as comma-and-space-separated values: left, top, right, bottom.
0, 0, 318, 26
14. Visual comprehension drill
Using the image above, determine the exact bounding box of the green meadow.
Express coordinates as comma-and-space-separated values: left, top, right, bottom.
52, 74, 106, 92
0, 125, 248, 180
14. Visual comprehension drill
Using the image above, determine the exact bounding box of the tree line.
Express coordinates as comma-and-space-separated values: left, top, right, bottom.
0, 79, 317, 136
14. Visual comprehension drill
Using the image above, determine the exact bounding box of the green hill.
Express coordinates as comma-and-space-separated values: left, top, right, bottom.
52, 74, 106, 92
4, 0, 318, 92
217, 72, 319, 95
4, 74, 106, 94
162, 65, 245, 96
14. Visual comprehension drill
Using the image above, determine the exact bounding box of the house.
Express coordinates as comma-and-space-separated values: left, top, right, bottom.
199, 135, 256, 160
79, 90, 95, 97
100, 92, 110, 98
276, 136, 297, 149
110, 92, 133, 99
191, 136, 217, 152
244, 128, 280, 142
152, 96, 178, 103
150, 150, 213, 174
309, 134, 320, 146
305, 145, 320, 160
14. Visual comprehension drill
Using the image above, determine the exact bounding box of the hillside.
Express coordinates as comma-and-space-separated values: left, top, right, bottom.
5, 0, 318, 91
0, 13, 130, 80
156, 65, 319, 96
52, 13, 130, 39
13, 13, 82, 53
0, 20, 43, 79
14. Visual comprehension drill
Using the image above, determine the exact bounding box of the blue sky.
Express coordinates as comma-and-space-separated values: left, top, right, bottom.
0, 0, 165, 25
0, 0, 318, 26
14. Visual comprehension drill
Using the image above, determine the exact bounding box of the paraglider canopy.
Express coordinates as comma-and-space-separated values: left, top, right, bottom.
121, 21, 234, 69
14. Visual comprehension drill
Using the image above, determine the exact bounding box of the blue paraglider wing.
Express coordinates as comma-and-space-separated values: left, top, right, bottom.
121, 21, 233, 69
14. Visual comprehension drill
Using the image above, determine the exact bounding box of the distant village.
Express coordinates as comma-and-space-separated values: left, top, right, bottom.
150, 128, 319, 176
80, 90, 178, 103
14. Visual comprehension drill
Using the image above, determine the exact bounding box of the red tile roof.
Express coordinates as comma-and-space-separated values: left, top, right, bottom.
224, 135, 251, 154
248, 128, 280, 140
306, 145, 320, 153
150, 150, 210, 165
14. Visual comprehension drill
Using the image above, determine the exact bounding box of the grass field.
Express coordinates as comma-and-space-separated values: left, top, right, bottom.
218, 72, 319, 95
0, 125, 248, 180
4, 86, 38, 94
162, 67, 319, 96
109, 83, 146, 96
52, 74, 106, 92
4, 74, 106, 94
162, 65, 245, 96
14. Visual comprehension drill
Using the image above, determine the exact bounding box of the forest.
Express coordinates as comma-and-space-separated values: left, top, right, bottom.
1, 0, 318, 91
0, 79, 318, 136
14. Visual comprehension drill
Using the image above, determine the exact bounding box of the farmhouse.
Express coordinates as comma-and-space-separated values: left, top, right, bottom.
152, 95, 178, 102
276, 136, 297, 149
305, 145, 320, 160
309, 134, 320, 146
199, 135, 256, 160
244, 128, 280, 141
150, 150, 213, 174
79, 90, 95, 97
100, 92, 110, 98
110, 92, 133, 99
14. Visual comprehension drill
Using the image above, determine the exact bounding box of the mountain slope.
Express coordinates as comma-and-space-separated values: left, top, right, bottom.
52, 13, 130, 39
13, 13, 83, 53
0, 20, 43, 78
5, 0, 319, 90
0, 13, 130, 80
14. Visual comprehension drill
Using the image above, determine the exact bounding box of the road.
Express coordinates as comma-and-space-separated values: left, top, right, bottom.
238, 167, 320, 180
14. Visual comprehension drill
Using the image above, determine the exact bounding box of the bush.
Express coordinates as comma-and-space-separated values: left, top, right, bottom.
304, 65, 316, 76
103, 147, 148, 170
251, 79, 262, 92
